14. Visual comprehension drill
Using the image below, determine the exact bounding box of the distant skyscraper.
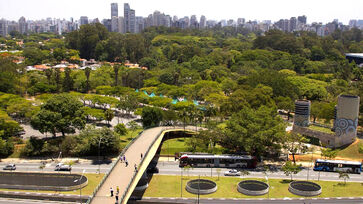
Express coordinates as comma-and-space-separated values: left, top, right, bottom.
298, 15, 307, 24
111, 3, 118, 18
80, 16, 89, 25
237, 18, 245, 26
199, 15, 206, 28
190, 15, 198, 28
102, 19, 112, 32
124, 3, 130, 32
0, 19, 7, 36
18, 16, 27, 34
111, 16, 119, 32
129, 9, 136, 33
118, 16, 125, 33
289, 17, 297, 32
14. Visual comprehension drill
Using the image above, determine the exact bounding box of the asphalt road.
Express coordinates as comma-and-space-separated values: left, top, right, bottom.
156, 161, 363, 182
0, 198, 73, 204
0, 161, 113, 174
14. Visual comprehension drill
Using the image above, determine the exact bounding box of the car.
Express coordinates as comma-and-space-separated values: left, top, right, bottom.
3, 164, 16, 170
224, 169, 240, 176
54, 163, 72, 171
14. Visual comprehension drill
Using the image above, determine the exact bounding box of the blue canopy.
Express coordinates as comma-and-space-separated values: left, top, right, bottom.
172, 99, 178, 104
149, 92, 155, 97
193, 100, 199, 106
159, 94, 164, 97
135, 89, 139, 93
143, 90, 149, 96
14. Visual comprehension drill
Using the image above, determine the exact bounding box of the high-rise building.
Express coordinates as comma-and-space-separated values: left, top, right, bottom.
0, 19, 7, 37
200, 15, 206, 28
289, 17, 297, 32
102, 19, 112, 32
135, 16, 144, 33
111, 3, 118, 18
80, 16, 89, 25
111, 16, 119, 32
129, 9, 136, 33
297, 15, 307, 24
18, 16, 27, 34
190, 15, 198, 28
237, 18, 245, 26
118, 16, 125, 33
124, 3, 130, 32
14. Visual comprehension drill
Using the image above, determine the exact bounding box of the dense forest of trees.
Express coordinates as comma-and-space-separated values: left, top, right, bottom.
0, 24, 362, 158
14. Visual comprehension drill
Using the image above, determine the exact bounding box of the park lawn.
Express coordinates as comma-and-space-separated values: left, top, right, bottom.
308, 125, 334, 134
337, 139, 363, 160
143, 175, 363, 198
0, 173, 103, 196
160, 138, 224, 155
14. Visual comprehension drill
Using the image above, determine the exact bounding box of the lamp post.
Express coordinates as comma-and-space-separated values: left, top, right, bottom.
74, 169, 86, 204
98, 137, 104, 174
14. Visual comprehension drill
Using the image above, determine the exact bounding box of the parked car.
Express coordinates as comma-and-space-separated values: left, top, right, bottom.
54, 163, 72, 171
3, 164, 16, 170
224, 169, 240, 176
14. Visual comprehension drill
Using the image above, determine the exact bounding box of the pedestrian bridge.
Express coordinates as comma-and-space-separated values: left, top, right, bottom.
89, 126, 199, 204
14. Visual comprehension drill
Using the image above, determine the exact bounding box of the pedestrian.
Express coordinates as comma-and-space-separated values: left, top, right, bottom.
140, 153, 143, 159
116, 186, 119, 194
115, 191, 119, 203
125, 160, 128, 167
120, 155, 123, 163
110, 187, 114, 197
123, 155, 125, 162
134, 164, 138, 172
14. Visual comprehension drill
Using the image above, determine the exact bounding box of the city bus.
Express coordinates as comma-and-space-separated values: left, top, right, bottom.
313, 159, 362, 174
179, 154, 257, 168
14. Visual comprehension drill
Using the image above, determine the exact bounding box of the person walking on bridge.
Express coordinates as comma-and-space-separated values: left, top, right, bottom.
110, 187, 114, 197
141, 153, 143, 159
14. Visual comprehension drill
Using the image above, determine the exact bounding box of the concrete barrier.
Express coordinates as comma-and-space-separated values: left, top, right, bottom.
0, 191, 89, 202
0, 171, 88, 191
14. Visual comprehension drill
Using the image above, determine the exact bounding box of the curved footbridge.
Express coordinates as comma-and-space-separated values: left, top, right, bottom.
90, 126, 199, 204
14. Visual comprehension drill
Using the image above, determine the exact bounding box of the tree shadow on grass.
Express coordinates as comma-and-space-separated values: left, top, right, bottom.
280, 179, 293, 184
334, 182, 348, 187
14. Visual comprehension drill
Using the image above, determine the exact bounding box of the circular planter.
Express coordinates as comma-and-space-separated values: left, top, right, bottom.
185, 179, 217, 195
288, 181, 322, 197
237, 180, 269, 196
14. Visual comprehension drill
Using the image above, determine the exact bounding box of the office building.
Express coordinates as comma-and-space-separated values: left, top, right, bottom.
18, 16, 27, 34
111, 16, 119, 32
80, 16, 89, 25
200, 15, 206, 28
111, 3, 118, 18
298, 15, 307, 24
0, 19, 7, 36
124, 3, 130, 32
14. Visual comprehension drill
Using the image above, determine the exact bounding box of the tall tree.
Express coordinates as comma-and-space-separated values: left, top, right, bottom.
63, 68, 74, 92
30, 94, 86, 137
84, 67, 91, 93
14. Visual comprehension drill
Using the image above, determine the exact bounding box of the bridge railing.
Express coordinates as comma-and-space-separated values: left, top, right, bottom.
119, 126, 199, 203
86, 129, 145, 204
87, 125, 200, 204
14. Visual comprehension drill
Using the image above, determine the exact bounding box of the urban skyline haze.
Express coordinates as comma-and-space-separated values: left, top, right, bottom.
1, 0, 362, 24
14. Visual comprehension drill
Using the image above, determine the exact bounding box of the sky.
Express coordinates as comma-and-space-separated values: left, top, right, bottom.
0, 0, 362, 24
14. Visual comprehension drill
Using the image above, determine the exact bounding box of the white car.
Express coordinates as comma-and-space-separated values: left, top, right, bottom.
3, 164, 16, 170
55, 163, 72, 171
224, 169, 240, 176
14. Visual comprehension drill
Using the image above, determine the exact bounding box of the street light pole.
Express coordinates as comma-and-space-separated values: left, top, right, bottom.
74, 169, 86, 204
98, 137, 103, 174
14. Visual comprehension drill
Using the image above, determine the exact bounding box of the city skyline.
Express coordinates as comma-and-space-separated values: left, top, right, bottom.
1, 0, 363, 24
